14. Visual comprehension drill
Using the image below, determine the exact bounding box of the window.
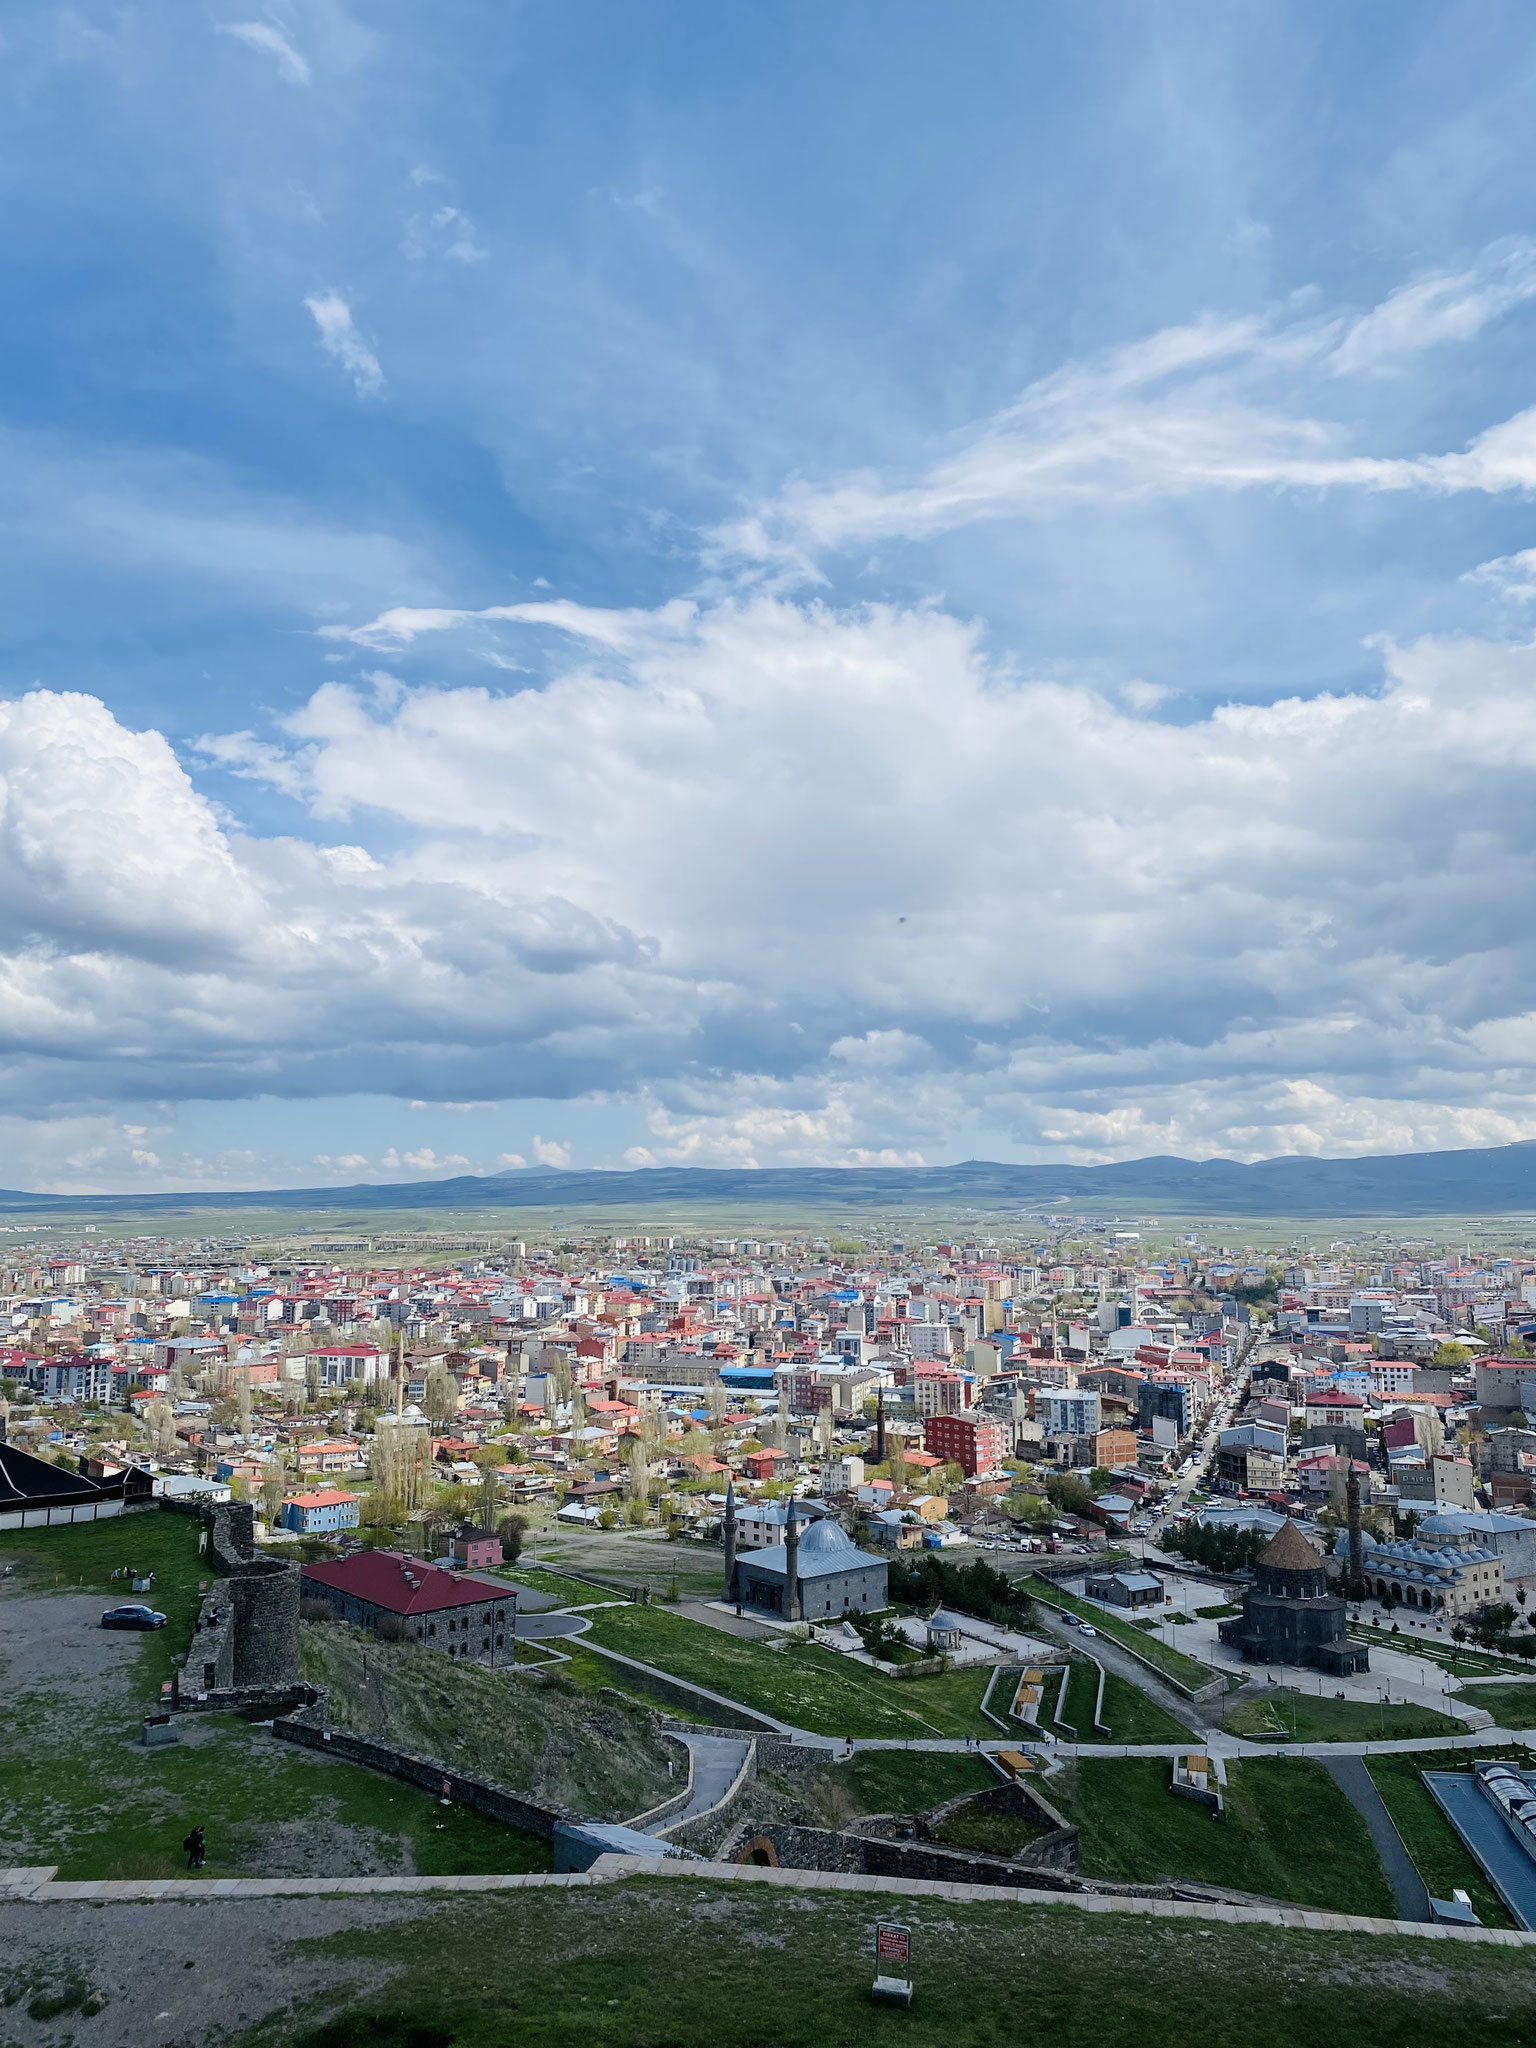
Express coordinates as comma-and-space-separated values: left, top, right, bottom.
428, 1623, 436, 1637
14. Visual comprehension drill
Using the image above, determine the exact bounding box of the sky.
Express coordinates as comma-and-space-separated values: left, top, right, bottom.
6, 3, 1536, 1190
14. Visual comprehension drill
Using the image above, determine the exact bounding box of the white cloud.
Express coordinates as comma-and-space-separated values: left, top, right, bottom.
304, 292, 384, 398
710, 241, 1536, 568
222, 20, 310, 85
1465, 546, 1536, 604
402, 206, 487, 264
26, 568, 1536, 1168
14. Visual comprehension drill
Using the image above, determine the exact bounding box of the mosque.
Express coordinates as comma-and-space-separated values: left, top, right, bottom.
722, 1484, 888, 1620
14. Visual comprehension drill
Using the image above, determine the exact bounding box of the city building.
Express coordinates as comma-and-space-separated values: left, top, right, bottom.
279, 1488, 361, 1535
299, 1551, 514, 1661
922, 1413, 1008, 1477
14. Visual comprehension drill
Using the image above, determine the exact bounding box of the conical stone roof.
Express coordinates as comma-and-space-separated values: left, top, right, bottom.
1258, 1518, 1325, 1572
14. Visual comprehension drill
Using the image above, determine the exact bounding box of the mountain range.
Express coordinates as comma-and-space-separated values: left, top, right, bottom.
6, 1141, 1536, 1219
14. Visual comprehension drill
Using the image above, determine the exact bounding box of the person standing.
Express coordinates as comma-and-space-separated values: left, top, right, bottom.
183, 1825, 206, 1871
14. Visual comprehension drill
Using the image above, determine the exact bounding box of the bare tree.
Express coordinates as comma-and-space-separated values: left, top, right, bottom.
260, 1457, 286, 1523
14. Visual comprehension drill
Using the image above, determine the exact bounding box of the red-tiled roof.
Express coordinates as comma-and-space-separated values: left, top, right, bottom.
285, 1488, 359, 1508
300, 1550, 511, 1615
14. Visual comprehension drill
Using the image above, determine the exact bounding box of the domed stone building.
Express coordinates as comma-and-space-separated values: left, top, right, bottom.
727, 1496, 888, 1620
1217, 1517, 1370, 1674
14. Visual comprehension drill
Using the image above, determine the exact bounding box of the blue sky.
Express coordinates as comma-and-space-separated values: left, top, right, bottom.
6, 2, 1536, 1189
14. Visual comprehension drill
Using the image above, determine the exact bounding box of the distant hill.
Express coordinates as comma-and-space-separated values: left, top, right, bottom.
6, 1140, 1536, 1219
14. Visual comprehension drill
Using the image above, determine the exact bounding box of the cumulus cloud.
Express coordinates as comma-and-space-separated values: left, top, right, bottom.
531, 1136, 572, 1168
304, 292, 384, 398
710, 241, 1536, 569
222, 20, 310, 85
111, 588, 1536, 1162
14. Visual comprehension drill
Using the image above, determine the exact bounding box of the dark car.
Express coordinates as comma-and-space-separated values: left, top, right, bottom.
100, 1604, 167, 1630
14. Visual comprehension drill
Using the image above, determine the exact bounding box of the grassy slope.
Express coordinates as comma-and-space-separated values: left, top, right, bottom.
298, 1622, 677, 1821
0, 1511, 549, 1879
1363, 1750, 1518, 1928
1455, 1682, 1536, 1727
1223, 1690, 1465, 1742
240, 1879, 1536, 2048
1053, 1756, 1395, 1914
846, 1750, 995, 1813
581, 1604, 997, 1737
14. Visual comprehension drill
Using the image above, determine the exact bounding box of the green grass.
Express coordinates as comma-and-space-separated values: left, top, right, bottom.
298, 1622, 677, 1821
1222, 1690, 1465, 1742
1031, 1585, 1217, 1690
932, 1803, 1049, 1856
0, 1709, 548, 1880
1196, 1602, 1243, 1619
1037, 1657, 1192, 1744
1453, 1681, 1536, 1728
0, 1507, 208, 1695
225, 1876, 1536, 2048
0, 1510, 550, 1879
489, 1564, 619, 1606
1363, 1750, 1519, 1929
1348, 1623, 1534, 1679
1053, 1755, 1395, 1914
581, 1605, 997, 1736
846, 1749, 995, 1814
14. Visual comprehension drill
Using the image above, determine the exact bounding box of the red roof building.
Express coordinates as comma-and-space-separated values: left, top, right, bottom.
300, 1551, 514, 1663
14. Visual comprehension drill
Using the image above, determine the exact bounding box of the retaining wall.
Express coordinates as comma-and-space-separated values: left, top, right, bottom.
271, 1689, 572, 1841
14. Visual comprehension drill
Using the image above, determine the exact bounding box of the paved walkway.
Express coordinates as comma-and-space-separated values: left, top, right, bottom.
643, 1734, 753, 1833
6, 1854, 1535, 1947
1321, 1755, 1429, 1922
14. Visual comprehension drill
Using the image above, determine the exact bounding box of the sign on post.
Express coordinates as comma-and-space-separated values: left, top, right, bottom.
872, 1922, 912, 2007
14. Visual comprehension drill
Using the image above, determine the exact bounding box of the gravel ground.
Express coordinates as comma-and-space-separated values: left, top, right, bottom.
0, 1894, 426, 2048
0, 1587, 147, 1703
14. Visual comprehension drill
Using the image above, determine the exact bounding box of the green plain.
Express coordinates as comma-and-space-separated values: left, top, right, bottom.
1053, 1755, 1395, 1914
1037, 1656, 1192, 1744
580, 1604, 997, 1736
1223, 1690, 1465, 1742
229, 1877, 1536, 2048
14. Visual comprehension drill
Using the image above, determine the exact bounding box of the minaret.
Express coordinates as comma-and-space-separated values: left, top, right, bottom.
875, 1387, 886, 1466
1345, 1465, 1365, 1599
722, 1479, 738, 1601
783, 1497, 801, 1623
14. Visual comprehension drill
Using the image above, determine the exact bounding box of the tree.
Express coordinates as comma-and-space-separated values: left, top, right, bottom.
143, 1398, 178, 1460
476, 1459, 500, 1530
625, 1437, 651, 1506
370, 1414, 430, 1515
1432, 1342, 1473, 1371
234, 1368, 253, 1439
423, 1363, 459, 1432
260, 1458, 286, 1524
496, 1512, 528, 1561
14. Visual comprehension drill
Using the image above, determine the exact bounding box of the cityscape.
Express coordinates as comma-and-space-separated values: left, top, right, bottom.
9, 1212, 1536, 2035
9, 0, 1536, 2042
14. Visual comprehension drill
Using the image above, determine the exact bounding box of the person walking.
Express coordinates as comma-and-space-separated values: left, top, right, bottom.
183, 1825, 206, 1871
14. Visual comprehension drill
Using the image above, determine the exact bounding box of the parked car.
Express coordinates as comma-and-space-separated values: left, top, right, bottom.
100, 1604, 166, 1631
